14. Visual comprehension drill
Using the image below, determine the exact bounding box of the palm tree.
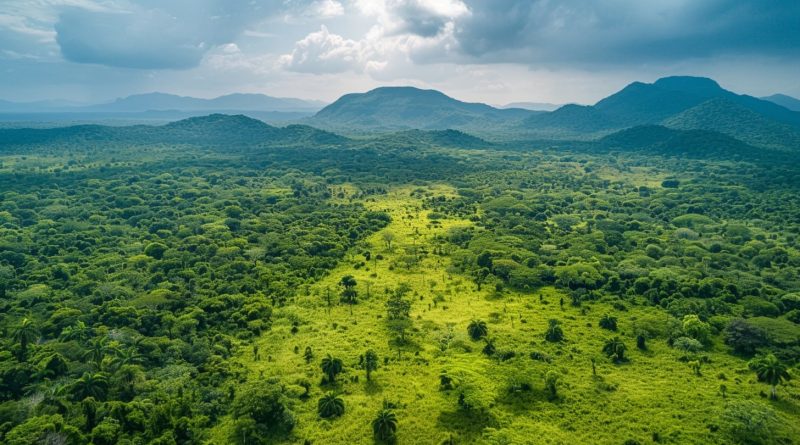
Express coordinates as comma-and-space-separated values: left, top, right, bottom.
372, 409, 398, 443
112, 347, 143, 370
545, 319, 564, 342
750, 353, 791, 400
72, 372, 109, 401
59, 320, 91, 343
83, 337, 115, 369
364, 350, 379, 381
12, 318, 39, 360
602, 337, 627, 363
467, 319, 488, 341
339, 275, 357, 291
318, 393, 345, 418
321, 355, 343, 383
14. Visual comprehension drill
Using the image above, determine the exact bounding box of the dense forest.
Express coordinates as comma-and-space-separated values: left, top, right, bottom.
0, 113, 798, 444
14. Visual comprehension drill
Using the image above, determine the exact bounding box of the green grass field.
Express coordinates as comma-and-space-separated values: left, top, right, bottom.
210, 184, 800, 445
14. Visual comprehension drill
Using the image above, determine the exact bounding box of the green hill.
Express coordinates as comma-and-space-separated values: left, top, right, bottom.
0, 114, 349, 150
597, 125, 758, 157
309, 87, 532, 131
662, 99, 800, 150
762, 94, 800, 112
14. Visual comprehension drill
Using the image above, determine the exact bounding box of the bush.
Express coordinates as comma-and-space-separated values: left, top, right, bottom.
720, 400, 776, 444
599, 314, 618, 331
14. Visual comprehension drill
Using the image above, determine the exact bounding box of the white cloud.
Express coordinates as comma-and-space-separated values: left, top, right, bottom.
279, 25, 380, 73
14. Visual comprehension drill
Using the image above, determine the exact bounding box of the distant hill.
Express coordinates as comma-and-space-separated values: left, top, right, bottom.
309, 87, 533, 131
0, 114, 348, 150
762, 94, 800, 112
83, 92, 325, 113
597, 125, 758, 158
501, 102, 561, 112
524, 104, 612, 134
366, 129, 491, 150
663, 99, 800, 150
0, 93, 325, 116
521, 76, 800, 147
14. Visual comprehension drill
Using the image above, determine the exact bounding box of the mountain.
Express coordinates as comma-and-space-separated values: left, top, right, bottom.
663, 98, 800, 150
521, 76, 800, 147
85, 92, 325, 113
597, 125, 758, 158
502, 102, 561, 112
523, 104, 612, 134
366, 129, 491, 150
763, 94, 800, 112
0, 114, 347, 149
309, 87, 534, 131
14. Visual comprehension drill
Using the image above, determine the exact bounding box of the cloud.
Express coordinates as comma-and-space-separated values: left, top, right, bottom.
445, 0, 800, 66
355, 0, 469, 37
279, 25, 379, 73
53, 0, 284, 69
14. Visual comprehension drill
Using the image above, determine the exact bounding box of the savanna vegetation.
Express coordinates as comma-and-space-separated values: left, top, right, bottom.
0, 115, 797, 444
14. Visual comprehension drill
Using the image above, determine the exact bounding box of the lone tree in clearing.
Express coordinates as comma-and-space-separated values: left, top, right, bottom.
372, 409, 398, 443
321, 355, 343, 384
467, 319, 488, 341
750, 353, 791, 400
545, 319, 564, 342
318, 393, 345, 418
602, 337, 627, 363
364, 350, 379, 381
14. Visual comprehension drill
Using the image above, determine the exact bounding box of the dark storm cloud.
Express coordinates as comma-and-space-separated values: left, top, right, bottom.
54, 0, 282, 69
447, 0, 800, 65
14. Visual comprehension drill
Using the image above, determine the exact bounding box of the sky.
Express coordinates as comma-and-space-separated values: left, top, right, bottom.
0, 0, 798, 106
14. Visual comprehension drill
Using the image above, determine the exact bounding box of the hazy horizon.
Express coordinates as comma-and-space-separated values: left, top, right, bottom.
1, 1, 798, 105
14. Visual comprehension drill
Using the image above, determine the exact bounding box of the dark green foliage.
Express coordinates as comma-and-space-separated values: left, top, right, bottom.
321, 355, 344, 383
545, 319, 564, 342
372, 409, 398, 443
599, 314, 618, 331
603, 337, 627, 363
364, 350, 379, 381
467, 320, 488, 341
749, 354, 791, 400
318, 393, 345, 419
231, 381, 295, 434
725, 319, 769, 356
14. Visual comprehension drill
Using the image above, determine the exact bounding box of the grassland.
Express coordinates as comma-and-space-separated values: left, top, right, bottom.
210, 183, 800, 445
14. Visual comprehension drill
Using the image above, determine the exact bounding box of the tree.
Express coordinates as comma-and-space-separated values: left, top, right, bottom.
725, 318, 768, 356
144, 242, 168, 259
340, 275, 358, 312
598, 314, 617, 331
602, 337, 627, 363
682, 314, 711, 345
11, 318, 39, 360
372, 409, 398, 443
545, 319, 564, 342
545, 370, 560, 399
318, 393, 345, 419
364, 350, 379, 381
72, 372, 109, 401
721, 400, 776, 444
382, 232, 396, 250
232, 381, 295, 434
321, 355, 344, 383
749, 354, 791, 400
467, 319, 488, 341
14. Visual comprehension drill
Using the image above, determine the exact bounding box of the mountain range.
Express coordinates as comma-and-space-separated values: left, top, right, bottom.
2, 76, 799, 156
306, 77, 800, 150
0, 93, 326, 125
